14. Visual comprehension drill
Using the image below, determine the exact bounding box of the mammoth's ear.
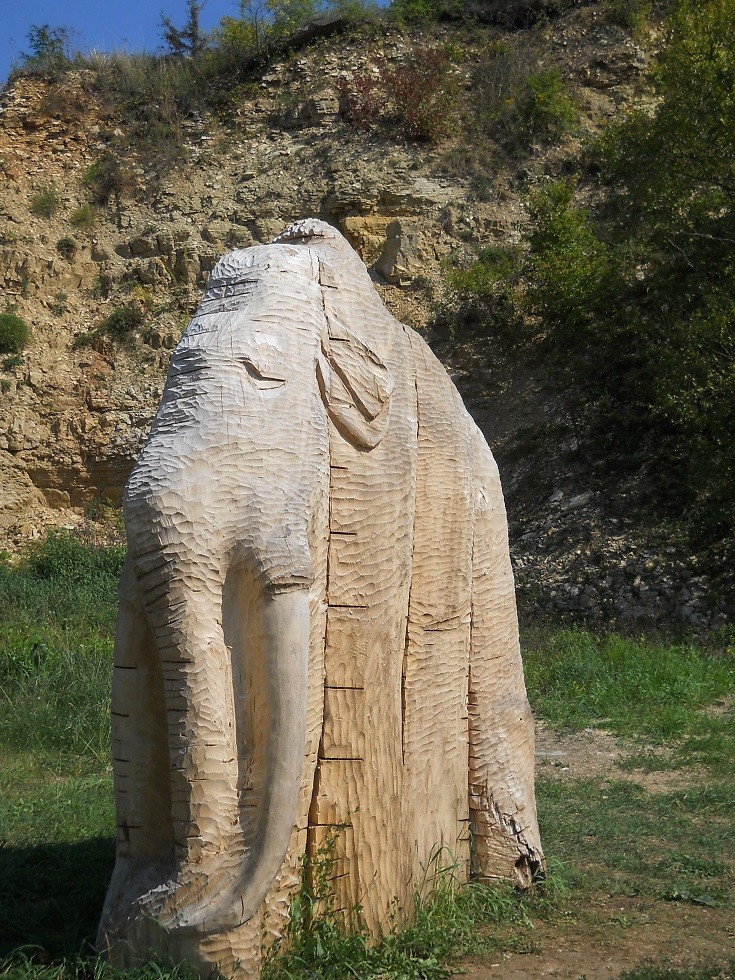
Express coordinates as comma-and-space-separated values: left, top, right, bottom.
317, 315, 393, 450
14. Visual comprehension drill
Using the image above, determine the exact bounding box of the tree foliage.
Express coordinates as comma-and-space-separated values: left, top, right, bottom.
447, 0, 735, 539
19, 24, 74, 76
160, 0, 208, 57
591, 0, 735, 535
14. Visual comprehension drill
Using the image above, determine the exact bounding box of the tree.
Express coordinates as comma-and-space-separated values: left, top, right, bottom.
592, 0, 735, 534
447, 0, 735, 537
160, 0, 207, 57
20, 24, 72, 74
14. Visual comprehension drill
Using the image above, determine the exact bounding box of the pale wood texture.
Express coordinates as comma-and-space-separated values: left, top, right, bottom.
98, 219, 543, 978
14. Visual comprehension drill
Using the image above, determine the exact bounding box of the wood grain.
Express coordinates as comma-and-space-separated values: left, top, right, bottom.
99, 219, 543, 978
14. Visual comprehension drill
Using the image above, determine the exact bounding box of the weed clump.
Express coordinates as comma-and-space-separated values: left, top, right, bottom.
70, 204, 96, 229
29, 186, 62, 218
72, 305, 144, 350
82, 155, 133, 205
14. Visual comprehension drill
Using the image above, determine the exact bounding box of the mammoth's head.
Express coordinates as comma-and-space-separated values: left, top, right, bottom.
194, 218, 395, 450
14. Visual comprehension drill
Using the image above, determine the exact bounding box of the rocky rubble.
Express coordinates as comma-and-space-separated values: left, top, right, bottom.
511, 491, 732, 631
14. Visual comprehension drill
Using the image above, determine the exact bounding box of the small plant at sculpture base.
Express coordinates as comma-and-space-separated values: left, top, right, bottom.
263, 834, 534, 979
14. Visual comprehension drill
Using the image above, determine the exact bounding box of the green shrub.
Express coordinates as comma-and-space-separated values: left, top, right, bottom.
89, 54, 201, 166
99, 305, 144, 339
525, 180, 614, 336
70, 204, 96, 229
56, 236, 76, 259
29, 186, 61, 218
605, 0, 652, 33
520, 68, 577, 142
72, 305, 144, 350
440, 245, 524, 338
465, 44, 576, 152
471, 38, 534, 127
390, 0, 459, 22
0, 313, 30, 354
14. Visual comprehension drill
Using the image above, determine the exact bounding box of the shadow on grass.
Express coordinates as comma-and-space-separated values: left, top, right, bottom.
0, 837, 115, 959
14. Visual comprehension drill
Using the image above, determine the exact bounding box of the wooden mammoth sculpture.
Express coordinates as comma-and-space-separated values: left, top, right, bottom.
98, 219, 544, 976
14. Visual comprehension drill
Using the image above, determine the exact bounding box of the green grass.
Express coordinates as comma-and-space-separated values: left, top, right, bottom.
524, 628, 735, 747
0, 533, 123, 767
0, 954, 202, 980
0, 534, 123, 963
620, 963, 735, 980
2, 536, 734, 977
524, 628, 735, 929
537, 777, 735, 905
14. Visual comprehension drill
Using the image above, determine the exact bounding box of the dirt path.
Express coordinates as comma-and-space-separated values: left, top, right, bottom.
533, 721, 704, 793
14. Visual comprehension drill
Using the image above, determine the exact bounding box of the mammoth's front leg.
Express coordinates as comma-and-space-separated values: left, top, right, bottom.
99, 540, 315, 970
467, 430, 544, 886
97, 558, 174, 963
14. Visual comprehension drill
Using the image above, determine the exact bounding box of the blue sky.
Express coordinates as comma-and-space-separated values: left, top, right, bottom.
1, 1, 241, 85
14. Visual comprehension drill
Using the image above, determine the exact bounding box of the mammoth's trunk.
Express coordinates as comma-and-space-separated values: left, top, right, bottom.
198, 583, 311, 932
128, 556, 311, 937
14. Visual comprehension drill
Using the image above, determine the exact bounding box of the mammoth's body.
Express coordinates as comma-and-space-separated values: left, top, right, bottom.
98, 220, 543, 977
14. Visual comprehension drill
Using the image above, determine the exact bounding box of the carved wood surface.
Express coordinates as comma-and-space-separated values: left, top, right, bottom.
98, 219, 543, 977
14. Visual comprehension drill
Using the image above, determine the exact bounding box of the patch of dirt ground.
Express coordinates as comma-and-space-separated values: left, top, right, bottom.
459, 898, 735, 978
534, 722, 704, 793
455, 725, 735, 979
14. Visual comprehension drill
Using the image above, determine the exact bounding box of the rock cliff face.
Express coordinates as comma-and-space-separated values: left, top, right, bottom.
7, 6, 725, 629
0, 9, 641, 538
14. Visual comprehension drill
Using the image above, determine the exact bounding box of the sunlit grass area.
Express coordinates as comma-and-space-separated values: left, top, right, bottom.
1, 533, 734, 977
